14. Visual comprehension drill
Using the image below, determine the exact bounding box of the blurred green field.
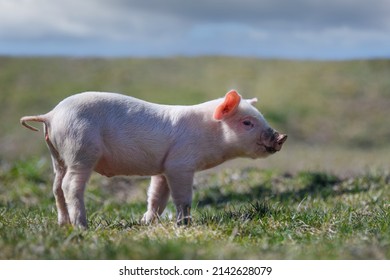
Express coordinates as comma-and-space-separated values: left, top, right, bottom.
1, 56, 389, 173
0, 56, 389, 259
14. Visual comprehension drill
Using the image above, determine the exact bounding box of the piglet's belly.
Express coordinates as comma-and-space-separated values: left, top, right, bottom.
94, 155, 164, 177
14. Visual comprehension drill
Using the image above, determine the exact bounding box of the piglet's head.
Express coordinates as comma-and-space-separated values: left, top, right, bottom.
213, 90, 287, 159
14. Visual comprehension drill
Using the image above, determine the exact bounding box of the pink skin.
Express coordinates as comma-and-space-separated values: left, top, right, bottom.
20, 90, 287, 228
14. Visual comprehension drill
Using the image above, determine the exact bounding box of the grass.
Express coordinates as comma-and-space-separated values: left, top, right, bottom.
0, 158, 388, 259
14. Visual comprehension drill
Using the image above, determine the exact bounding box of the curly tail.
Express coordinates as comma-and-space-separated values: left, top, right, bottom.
20, 115, 47, 132
20, 114, 62, 162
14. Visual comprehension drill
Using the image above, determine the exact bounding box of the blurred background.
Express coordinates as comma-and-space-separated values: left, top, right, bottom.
0, 0, 389, 175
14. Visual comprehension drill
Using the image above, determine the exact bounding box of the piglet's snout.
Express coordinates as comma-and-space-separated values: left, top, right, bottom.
274, 133, 288, 151
260, 129, 288, 153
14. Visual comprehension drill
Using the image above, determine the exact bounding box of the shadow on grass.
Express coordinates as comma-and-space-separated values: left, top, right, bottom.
196, 171, 384, 208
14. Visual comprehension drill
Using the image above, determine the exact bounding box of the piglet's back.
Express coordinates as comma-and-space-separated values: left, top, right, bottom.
48, 92, 176, 176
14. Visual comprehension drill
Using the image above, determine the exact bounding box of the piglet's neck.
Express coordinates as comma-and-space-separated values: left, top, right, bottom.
179, 103, 243, 170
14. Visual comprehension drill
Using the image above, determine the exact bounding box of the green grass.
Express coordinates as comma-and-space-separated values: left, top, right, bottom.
0, 158, 388, 259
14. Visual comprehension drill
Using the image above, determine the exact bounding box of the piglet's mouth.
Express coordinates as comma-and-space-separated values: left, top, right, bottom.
265, 146, 277, 154
257, 133, 288, 154
257, 143, 277, 154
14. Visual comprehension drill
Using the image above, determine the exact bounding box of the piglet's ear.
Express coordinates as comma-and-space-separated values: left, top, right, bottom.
247, 98, 258, 105
213, 90, 241, 120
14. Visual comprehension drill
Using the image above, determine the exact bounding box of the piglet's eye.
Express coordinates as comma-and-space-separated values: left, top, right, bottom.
243, 120, 253, 127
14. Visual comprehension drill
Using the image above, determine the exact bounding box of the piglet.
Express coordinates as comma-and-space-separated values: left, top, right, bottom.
20, 90, 287, 228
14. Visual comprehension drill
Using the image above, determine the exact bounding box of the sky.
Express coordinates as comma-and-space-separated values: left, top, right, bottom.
0, 0, 390, 59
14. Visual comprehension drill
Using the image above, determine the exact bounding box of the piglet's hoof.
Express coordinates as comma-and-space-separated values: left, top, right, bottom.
176, 216, 192, 226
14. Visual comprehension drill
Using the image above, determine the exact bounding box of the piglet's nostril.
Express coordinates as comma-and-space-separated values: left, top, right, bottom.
277, 134, 288, 145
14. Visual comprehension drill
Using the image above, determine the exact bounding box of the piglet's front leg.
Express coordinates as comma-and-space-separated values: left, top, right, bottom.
165, 171, 194, 226
176, 204, 192, 226
142, 175, 170, 224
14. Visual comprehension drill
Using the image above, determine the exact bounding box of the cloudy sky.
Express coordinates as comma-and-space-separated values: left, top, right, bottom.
1, 0, 389, 59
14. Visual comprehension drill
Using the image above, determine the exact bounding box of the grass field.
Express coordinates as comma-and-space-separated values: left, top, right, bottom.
0, 56, 389, 259
0, 158, 388, 259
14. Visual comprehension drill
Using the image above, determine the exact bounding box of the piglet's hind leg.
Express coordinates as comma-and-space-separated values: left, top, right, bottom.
51, 157, 70, 226
62, 166, 93, 229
